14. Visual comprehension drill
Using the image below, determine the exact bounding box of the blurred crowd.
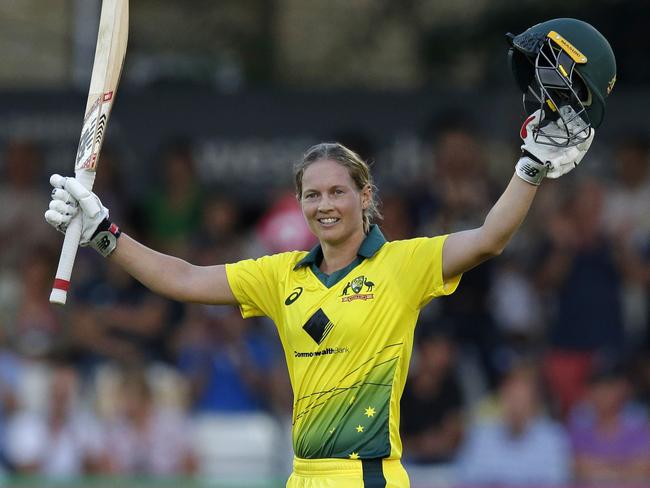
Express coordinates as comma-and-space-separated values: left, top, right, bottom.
0, 118, 649, 486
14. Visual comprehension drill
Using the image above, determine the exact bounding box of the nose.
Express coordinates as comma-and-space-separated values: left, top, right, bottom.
317, 194, 334, 212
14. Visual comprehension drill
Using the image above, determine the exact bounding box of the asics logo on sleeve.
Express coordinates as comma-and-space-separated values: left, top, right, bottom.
285, 287, 303, 305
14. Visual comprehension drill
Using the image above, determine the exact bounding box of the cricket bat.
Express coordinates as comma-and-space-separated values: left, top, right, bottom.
50, 0, 129, 305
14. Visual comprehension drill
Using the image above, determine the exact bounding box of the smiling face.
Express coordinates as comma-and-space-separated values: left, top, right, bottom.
300, 159, 370, 247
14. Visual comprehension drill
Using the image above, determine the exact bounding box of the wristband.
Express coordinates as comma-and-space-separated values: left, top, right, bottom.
89, 218, 121, 257
515, 151, 549, 186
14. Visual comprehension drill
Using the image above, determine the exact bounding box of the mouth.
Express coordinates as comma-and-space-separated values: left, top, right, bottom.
317, 217, 340, 227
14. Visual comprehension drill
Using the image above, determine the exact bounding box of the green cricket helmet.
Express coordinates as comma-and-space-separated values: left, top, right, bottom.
506, 18, 617, 147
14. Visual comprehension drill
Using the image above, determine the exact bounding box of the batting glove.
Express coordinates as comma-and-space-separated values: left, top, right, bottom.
516, 108, 595, 185
44, 174, 121, 257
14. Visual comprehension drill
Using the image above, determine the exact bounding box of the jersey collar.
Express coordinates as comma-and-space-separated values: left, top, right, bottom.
293, 224, 386, 270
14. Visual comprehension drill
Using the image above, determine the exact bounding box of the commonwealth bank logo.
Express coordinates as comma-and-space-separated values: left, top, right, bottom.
303, 308, 334, 345
341, 275, 375, 302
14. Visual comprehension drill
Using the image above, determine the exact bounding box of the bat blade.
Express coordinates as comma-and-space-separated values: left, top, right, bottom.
50, 0, 128, 305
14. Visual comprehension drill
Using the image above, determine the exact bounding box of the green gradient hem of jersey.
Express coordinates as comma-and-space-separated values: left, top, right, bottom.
292, 347, 399, 459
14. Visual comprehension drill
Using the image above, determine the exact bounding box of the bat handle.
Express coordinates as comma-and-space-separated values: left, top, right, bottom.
49, 213, 83, 305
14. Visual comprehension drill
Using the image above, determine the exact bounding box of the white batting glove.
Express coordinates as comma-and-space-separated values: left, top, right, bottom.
44, 174, 120, 257
516, 108, 595, 185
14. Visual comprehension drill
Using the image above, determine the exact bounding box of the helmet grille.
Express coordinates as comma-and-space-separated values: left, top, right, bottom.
523, 37, 593, 147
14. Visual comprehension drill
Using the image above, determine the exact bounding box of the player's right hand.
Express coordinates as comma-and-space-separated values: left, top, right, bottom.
44, 174, 109, 246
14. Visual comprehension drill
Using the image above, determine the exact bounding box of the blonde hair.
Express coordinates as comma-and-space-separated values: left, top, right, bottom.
294, 142, 381, 233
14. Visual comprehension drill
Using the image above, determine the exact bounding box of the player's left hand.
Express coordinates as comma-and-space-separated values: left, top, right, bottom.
515, 108, 594, 185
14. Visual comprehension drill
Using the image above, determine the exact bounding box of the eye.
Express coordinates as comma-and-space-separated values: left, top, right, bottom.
303, 192, 317, 200
334, 188, 344, 195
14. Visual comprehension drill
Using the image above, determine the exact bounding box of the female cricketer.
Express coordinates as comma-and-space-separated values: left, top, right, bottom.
44, 17, 617, 485
44, 110, 591, 487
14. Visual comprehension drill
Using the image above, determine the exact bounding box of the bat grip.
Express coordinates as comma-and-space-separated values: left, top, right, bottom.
49, 213, 83, 305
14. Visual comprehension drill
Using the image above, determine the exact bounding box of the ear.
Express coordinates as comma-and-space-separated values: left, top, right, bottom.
361, 184, 372, 209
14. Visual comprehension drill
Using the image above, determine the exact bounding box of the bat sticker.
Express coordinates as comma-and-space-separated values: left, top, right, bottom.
75, 93, 113, 171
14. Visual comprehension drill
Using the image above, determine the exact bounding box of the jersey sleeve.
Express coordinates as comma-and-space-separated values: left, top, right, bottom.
399, 235, 462, 309
225, 254, 289, 321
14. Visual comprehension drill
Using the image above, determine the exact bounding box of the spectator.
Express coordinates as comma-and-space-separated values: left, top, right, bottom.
602, 136, 650, 347
631, 351, 650, 409
4, 361, 105, 479
70, 266, 182, 369
490, 255, 544, 352
90, 146, 135, 229
9, 247, 65, 359
412, 115, 505, 389
254, 190, 316, 254
192, 194, 247, 265
102, 367, 196, 476
414, 114, 496, 236
401, 322, 464, 465
177, 305, 278, 413
0, 140, 50, 272
456, 361, 570, 486
536, 178, 631, 416
0, 326, 23, 474
568, 358, 650, 484
379, 192, 414, 242
602, 136, 650, 241
142, 140, 204, 256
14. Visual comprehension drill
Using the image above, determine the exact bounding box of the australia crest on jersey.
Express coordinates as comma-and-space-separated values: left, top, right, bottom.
341, 275, 375, 302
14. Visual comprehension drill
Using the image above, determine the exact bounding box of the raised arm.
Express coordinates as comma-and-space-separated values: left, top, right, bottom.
442, 109, 594, 281
442, 175, 536, 280
109, 233, 236, 304
45, 175, 237, 305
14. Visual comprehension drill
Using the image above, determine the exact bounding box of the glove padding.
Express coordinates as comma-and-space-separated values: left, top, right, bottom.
516, 108, 595, 185
44, 174, 109, 246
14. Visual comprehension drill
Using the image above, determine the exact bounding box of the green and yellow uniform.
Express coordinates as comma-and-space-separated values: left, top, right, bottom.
226, 225, 461, 487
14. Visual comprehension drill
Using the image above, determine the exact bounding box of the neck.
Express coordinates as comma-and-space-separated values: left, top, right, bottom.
320, 228, 366, 274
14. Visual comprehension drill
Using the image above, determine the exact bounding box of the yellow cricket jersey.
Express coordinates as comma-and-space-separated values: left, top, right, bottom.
225, 225, 461, 461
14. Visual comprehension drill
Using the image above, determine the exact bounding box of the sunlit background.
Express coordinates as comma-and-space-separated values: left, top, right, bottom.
0, 1, 649, 487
